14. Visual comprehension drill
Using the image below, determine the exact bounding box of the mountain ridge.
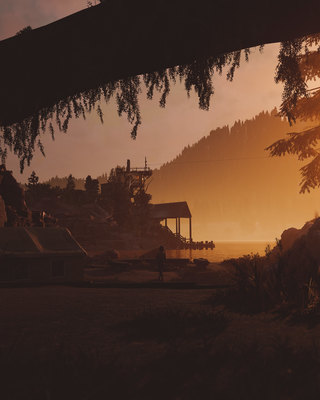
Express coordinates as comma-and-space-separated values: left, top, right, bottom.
148, 109, 320, 241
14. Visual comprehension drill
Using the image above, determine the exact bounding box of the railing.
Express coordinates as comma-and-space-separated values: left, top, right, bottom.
160, 225, 215, 249
129, 168, 152, 173
174, 233, 187, 243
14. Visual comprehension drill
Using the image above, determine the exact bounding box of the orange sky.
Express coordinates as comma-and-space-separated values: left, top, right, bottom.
0, 1, 284, 182
4, 2, 320, 242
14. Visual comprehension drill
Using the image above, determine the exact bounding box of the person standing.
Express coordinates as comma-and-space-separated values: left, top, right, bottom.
156, 245, 166, 281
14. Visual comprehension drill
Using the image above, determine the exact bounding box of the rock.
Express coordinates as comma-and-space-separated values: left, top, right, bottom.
280, 220, 314, 252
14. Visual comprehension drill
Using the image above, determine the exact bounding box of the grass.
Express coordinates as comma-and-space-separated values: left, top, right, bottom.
2, 311, 320, 399
118, 306, 228, 351
2, 266, 320, 399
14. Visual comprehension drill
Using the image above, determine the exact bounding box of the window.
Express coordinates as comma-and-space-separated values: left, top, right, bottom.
15, 264, 28, 280
52, 259, 65, 277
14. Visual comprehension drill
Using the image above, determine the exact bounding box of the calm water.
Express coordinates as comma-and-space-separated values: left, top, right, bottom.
167, 241, 275, 263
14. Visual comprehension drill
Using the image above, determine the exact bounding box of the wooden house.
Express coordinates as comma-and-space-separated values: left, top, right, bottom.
0, 227, 87, 283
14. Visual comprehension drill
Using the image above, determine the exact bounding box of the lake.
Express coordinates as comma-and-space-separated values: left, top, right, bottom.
167, 241, 275, 263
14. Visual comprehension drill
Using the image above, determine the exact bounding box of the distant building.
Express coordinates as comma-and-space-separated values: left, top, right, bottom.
0, 227, 87, 283
100, 158, 152, 199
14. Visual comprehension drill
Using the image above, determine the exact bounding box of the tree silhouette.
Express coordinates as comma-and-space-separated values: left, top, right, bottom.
85, 175, 99, 202
100, 167, 133, 226
27, 171, 39, 186
15, 26, 32, 36
266, 34, 320, 193
133, 187, 152, 234
85, 175, 93, 191
66, 174, 76, 191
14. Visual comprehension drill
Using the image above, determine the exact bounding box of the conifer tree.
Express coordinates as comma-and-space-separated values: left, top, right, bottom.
66, 174, 76, 191
85, 175, 99, 202
266, 34, 320, 193
27, 171, 39, 186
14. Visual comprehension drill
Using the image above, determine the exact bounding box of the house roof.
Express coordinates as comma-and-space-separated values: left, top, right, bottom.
0, 227, 87, 257
150, 202, 191, 219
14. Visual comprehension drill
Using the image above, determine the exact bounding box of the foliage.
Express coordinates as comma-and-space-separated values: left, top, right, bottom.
84, 175, 99, 202
0, 48, 253, 171
133, 188, 152, 233
218, 253, 284, 313
274, 38, 308, 124
99, 166, 152, 228
216, 220, 320, 316
65, 174, 75, 191
27, 170, 39, 186
25, 165, 151, 230
15, 26, 32, 36
100, 167, 134, 226
45, 173, 107, 190
277, 221, 320, 313
25, 182, 61, 204
267, 34, 320, 192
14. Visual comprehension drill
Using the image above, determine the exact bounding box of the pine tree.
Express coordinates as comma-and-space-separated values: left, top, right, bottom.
85, 175, 93, 192
66, 174, 75, 191
85, 175, 99, 202
267, 34, 320, 193
27, 171, 39, 186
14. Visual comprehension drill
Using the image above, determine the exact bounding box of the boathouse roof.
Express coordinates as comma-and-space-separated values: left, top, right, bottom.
150, 202, 191, 219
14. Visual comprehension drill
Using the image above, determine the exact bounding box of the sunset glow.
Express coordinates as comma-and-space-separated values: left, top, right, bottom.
1, 1, 318, 241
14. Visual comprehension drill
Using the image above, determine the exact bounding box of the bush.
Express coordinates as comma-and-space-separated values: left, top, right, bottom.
216, 253, 282, 313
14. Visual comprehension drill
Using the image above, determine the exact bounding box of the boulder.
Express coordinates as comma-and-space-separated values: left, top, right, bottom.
280, 220, 314, 252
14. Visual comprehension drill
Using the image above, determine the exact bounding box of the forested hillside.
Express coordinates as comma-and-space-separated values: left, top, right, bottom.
149, 109, 320, 241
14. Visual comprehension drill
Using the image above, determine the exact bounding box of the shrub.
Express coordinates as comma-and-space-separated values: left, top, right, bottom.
217, 253, 282, 313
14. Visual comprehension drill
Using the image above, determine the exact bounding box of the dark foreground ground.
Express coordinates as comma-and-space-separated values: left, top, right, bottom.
2, 278, 320, 400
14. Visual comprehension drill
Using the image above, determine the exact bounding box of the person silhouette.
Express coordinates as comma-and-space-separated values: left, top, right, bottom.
156, 245, 166, 281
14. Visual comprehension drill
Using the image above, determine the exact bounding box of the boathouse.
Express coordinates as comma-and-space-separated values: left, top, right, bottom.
150, 201, 192, 242
0, 227, 87, 283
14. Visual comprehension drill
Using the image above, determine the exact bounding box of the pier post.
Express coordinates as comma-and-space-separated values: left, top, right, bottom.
189, 217, 192, 243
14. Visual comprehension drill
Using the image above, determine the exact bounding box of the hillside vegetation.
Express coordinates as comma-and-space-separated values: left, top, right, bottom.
149, 109, 320, 240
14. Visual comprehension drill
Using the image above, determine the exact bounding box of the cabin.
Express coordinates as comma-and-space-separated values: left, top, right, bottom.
0, 227, 87, 283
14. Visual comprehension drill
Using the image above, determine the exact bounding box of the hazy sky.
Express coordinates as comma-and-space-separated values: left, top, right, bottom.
1, 1, 283, 182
